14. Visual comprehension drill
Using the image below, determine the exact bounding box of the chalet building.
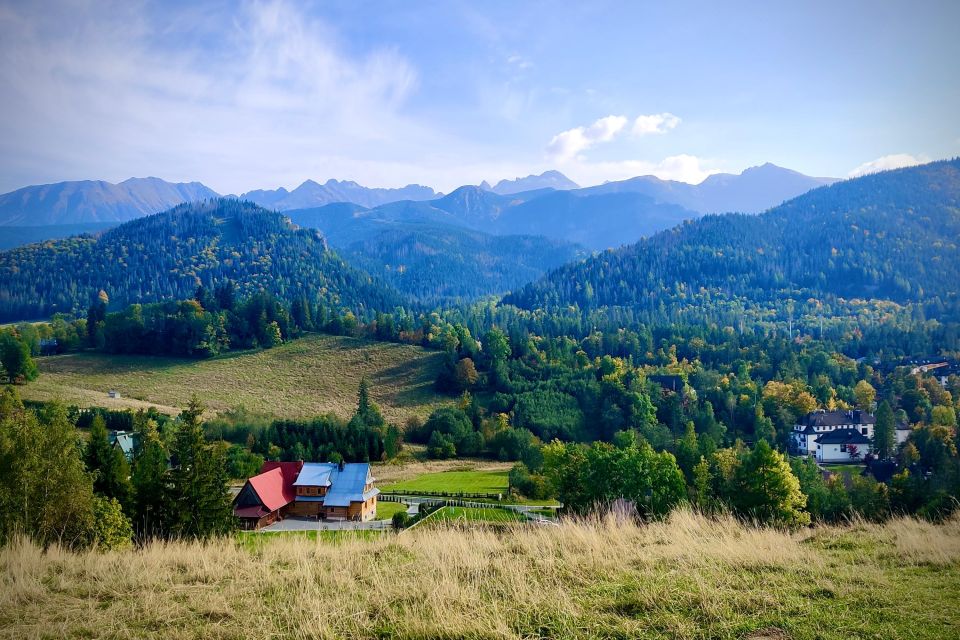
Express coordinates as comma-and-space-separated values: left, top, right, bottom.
287, 461, 379, 521
813, 429, 873, 463
234, 461, 303, 530
233, 460, 378, 529
793, 409, 875, 457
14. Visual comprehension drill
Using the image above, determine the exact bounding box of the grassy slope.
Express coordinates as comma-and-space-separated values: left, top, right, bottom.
4, 512, 958, 639
375, 501, 409, 520
20, 334, 449, 422
381, 469, 510, 494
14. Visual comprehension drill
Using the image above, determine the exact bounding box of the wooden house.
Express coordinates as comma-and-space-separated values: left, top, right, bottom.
287, 461, 379, 521
233, 461, 303, 530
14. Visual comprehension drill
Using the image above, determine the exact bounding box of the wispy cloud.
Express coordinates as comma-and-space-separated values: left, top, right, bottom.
563, 154, 721, 186
847, 153, 930, 177
546, 115, 628, 161
0, 0, 429, 193
632, 113, 681, 136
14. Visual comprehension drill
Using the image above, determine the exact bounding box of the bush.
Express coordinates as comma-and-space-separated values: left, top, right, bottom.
91, 496, 133, 550
391, 511, 410, 530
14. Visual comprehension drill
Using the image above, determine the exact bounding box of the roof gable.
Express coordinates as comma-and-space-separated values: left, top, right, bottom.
246, 467, 294, 512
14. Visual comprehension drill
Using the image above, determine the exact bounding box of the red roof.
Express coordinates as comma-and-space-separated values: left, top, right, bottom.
246, 463, 301, 513
261, 460, 303, 487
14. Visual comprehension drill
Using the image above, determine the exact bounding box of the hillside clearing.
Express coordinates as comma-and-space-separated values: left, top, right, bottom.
3, 511, 958, 639
20, 334, 450, 422
380, 469, 510, 495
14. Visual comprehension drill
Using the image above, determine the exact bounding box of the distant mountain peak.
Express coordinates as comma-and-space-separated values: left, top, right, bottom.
491, 171, 579, 195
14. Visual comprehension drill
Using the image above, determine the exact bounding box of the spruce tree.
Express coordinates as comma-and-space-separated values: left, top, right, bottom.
165, 396, 234, 538
874, 401, 896, 459
131, 413, 168, 538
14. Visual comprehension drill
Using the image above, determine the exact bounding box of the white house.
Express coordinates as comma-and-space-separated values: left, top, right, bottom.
793, 409, 875, 456
814, 428, 873, 463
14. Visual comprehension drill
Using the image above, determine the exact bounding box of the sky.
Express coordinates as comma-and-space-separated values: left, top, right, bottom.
0, 0, 958, 195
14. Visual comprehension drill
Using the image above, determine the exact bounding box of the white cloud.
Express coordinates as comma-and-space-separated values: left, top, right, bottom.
547, 115, 628, 161
632, 112, 681, 136
847, 153, 930, 177
0, 0, 430, 193
561, 154, 721, 186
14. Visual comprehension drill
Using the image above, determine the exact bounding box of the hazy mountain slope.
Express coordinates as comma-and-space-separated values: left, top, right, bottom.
0, 199, 402, 322
503, 159, 960, 321
490, 191, 700, 249
285, 204, 586, 304
0, 177, 219, 225
579, 163, 836, 214
0, 222, 118, 250
491, 170, 579, 195
242, 179, 438, 210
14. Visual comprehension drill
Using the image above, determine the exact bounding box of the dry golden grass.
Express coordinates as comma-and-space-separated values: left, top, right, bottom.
2, 511, 958, 639
21, 334, 449, 422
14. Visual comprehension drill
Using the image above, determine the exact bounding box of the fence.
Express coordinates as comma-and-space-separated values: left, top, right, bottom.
380, 490, 503, 500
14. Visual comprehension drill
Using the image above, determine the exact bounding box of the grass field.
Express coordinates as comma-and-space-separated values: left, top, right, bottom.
375, 501, 410, 520
4, 511, 959, 639
431, 506, 526, 523
20, 334, 449, 422
381, 469, 509, 494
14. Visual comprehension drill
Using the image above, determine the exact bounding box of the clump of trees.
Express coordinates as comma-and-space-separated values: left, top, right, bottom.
0, 388, 236, 549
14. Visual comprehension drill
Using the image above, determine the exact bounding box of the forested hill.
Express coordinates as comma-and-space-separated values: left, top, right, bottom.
503, 159, 960, 326
0, 199, 402, 322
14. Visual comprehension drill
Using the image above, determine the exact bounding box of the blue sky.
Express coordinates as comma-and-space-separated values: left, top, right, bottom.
0, 0, 957, 194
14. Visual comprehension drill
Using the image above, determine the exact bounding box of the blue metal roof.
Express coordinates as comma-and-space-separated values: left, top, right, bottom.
293, 463, 334, 487
293, 462, 374, 506
108, 431, 137, 460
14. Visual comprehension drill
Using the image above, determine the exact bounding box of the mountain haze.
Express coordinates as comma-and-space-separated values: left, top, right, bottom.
580, 163, 836, 214
490, 170, 579, 195
241, 179, 438, 211
0, 177, 219, 225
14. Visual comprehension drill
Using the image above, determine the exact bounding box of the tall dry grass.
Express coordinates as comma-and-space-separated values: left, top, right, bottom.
2, 510, 958, 639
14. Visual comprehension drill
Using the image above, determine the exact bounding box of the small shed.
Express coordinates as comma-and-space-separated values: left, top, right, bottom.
108, 390, 121, 399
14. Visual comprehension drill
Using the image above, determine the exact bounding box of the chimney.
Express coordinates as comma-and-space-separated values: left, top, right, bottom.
338, 460, 345, 472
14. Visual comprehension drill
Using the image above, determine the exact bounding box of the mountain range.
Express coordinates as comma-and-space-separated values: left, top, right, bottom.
0, 164, 835, 232
0, 177, 218, 226
0, 160, 956, 325
239, 179, 438, 211
503, 159, 960, 325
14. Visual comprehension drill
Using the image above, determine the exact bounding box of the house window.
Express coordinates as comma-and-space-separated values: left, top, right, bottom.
861, 428, 868, 435
840, 445, 847, 452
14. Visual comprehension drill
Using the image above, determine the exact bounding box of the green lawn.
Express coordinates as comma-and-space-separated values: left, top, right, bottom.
375, 501, 409, 520
432, 506, 526, 523
381, 469, 509, 495
21, 333, 448, 422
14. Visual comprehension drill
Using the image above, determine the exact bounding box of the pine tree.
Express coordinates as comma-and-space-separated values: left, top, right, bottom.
131, 413, 168, 538
874, 401, 896, 459
164, 396, 234, 538
85, 414, 132, 509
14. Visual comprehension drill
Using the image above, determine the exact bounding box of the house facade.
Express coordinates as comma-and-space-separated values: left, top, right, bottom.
287, 462, 379, 521
233, 460, 378, 529
793, 409, 875, 456
813, 428, 873, 463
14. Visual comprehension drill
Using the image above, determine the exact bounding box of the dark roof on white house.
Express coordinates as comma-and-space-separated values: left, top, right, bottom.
799, 409, 875, 427
815, 428, 872, 445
